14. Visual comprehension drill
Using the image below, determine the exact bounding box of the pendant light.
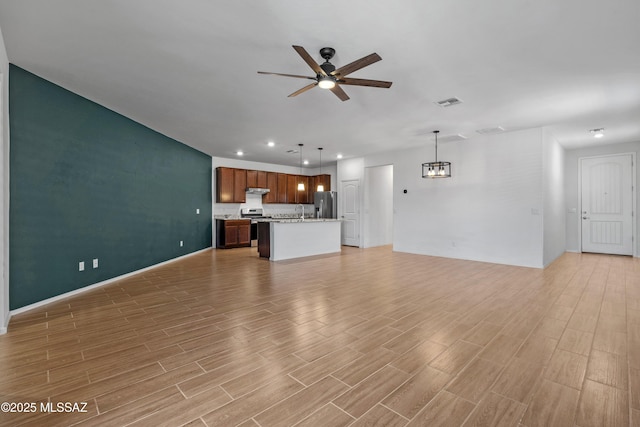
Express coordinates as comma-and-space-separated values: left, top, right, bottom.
297, 143, 305, 191
317, 147, 325, 192
422, 130, 451, 178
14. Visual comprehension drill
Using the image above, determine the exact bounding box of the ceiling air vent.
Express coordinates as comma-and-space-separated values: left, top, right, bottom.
435, 97, 463, 107
476, 126, 505, 135
286, 149, 300, 154
436, 133, 467, 143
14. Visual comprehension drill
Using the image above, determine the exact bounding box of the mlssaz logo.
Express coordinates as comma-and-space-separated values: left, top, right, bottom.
40, 402, 88, 413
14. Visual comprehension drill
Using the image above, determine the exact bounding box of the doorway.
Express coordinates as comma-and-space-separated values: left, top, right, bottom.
580, 154, 634, 255
364, 165, 393, 248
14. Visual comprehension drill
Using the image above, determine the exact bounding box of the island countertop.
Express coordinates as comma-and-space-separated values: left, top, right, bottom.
257, 219, 341, 261
255, 218, 341, 223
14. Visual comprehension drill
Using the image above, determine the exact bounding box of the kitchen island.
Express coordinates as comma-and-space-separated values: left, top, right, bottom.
257, 219, 341, 261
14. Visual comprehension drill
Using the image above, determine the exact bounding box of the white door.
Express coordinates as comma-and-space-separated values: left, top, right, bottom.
341, 180, 360, 247
581, 154, 634, 255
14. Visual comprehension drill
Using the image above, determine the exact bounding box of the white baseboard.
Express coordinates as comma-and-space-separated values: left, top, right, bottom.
9, 248, 212, 317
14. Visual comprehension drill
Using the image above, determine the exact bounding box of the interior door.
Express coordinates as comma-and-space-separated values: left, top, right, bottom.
341, 180, 360, 247
581, 154, 633, 255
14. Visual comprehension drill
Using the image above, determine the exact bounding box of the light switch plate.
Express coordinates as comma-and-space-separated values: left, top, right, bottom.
79, 261, 85, 271
93, 258, 98, 268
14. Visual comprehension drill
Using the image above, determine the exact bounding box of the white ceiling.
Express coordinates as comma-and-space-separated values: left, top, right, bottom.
1, 0, 639, 168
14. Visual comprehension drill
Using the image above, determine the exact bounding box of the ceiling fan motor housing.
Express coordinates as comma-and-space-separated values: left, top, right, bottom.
319, 47, 335, 61
320, 62, 336, 75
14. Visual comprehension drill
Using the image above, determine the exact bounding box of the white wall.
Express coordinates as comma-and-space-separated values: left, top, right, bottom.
364, 165, 393, 248
564, 141, 640, 254
396, 128, 544, 267
0, 24, 9, 333
542, 128, 566, 266
341, 128, 548, 267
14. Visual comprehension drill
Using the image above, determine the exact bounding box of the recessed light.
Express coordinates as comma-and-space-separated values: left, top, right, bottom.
236, 150, 244, 156
337, 153, 343, 159
303, 160, 309, 165
267, 141, 275, 147
589, 128, 604, 138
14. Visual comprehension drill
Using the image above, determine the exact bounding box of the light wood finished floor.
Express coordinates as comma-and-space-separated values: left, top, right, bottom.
1, 246, 639, 426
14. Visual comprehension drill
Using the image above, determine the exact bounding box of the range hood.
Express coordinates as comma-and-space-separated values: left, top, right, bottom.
246, 187, 270, 195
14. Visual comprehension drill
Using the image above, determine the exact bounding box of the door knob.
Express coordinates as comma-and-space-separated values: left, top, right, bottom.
582, 216, 589, 220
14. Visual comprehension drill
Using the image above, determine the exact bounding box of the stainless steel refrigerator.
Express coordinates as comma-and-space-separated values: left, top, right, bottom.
314, 191, 337, 219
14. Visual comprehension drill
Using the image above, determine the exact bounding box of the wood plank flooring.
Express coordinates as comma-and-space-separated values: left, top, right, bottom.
1, 246, 638, 426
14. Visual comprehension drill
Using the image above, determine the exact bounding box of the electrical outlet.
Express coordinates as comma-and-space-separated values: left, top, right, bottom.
93, 258, 98, 268
79, 261, 85, 271
180, 240, 184, 247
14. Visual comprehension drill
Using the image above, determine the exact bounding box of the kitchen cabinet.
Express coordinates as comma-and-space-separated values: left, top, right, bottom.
256, 171, 269, 188
246, 169, 258, 188
308, 176, 316, 203
315, 174, 331, 192
216, 167, 247, 203
286, 174, 297, 204
233, 169, 247, 203
216, 219, 251, 248
216, 167, 235, 203
264, 172, 278, 203
297, 176, 309, 204
277, 173, 288, 203
217, 167, 330, 204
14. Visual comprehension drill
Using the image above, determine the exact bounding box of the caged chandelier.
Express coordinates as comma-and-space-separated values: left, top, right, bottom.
422, 130, 451, 178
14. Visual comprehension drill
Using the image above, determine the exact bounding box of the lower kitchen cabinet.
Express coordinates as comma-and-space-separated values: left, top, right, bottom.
216, 219, 251, 248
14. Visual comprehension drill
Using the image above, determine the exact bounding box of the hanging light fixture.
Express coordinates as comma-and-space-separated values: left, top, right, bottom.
297, 143, 305, 191
317, 147, 325, 192
422, 130, 451, 178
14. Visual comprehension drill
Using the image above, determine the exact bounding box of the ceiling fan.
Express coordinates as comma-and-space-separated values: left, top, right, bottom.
258, 45, 392, 101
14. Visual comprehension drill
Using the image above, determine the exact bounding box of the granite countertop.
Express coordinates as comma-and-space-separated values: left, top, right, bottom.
256, 218, 341, 223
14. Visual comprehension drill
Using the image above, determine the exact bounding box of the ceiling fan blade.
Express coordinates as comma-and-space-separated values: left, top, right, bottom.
330, 84, 350, 101
288, 83, 318, 97
338, 77, 392, 88
332, 53, 381, 77
258, 71, 316, 80
292, 45, 326, 76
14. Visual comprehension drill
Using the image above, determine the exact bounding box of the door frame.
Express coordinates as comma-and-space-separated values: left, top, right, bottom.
577, 152, 636, 257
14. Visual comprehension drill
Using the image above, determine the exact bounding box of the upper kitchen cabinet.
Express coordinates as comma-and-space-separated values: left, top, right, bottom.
276, 173, 288, 203
315, 174, 331, 192
257, 171, 268, 188
233, 169, 247, 203
216, 167, 247, 203
297, 176, 309, 204
286, 175, 298, 204
217, 167, 331, 204
246, 169, 258, 188
264, 172, 278, 204
216, 167, 234, 203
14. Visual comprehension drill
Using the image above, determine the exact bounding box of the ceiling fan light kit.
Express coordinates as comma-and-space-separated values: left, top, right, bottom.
258, 45, 392, 101
318, 75, 336, 89
422, 130, 451, 179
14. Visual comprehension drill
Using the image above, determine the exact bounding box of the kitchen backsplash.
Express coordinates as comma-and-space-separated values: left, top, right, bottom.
213, 194, 314, 219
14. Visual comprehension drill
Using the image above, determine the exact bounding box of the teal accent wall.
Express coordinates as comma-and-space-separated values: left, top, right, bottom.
9, 65, 212, 309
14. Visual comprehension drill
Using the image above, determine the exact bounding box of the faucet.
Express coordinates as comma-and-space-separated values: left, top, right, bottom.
296, 204, 304, 220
